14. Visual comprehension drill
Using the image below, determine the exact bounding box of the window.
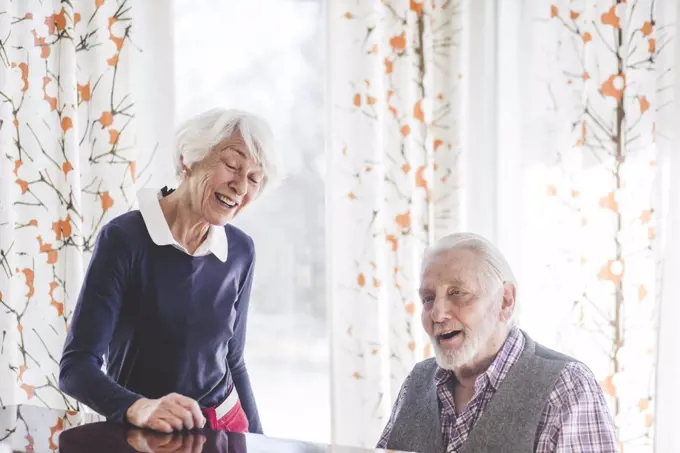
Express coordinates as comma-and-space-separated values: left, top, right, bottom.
173, 0, 329, 443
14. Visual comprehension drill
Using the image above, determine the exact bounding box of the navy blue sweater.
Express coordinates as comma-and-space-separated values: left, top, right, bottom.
59, 210, 262, 433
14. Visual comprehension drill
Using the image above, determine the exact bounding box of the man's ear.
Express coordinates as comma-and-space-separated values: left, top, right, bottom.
500, 282, 516, 323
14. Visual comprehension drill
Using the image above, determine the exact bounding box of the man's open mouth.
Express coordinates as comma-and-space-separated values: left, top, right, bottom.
438, 330, 462, 341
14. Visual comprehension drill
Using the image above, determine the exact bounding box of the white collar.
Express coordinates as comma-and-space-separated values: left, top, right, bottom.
137, 188, 228, 262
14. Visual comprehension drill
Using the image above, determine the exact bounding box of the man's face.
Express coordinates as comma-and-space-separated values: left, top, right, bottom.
419, 248, 504, 371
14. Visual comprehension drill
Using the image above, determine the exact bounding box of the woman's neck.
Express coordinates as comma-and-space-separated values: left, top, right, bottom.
159, 187, 210, 254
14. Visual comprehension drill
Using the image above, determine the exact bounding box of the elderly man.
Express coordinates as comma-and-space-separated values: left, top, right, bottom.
377, 233, 618, 453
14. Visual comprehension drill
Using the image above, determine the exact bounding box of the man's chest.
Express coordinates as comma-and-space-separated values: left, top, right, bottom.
439, 383, 495, 452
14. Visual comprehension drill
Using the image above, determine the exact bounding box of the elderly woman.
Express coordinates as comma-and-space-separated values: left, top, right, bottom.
59, 108, 280, 434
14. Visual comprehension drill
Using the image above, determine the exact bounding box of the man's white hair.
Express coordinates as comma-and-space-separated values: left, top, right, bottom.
173, 108, 282, 192
422, 232, 520, 326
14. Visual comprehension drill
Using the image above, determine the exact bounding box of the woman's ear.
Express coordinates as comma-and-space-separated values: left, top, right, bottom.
179, 155, 191, 178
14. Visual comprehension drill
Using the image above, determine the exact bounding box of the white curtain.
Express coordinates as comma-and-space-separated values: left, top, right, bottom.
0, 0, 173, 418
328, 0, 678, 451
502, 1, 677, 452
648, 1, 680, 451
328, 0, 464, 447
2, 2, 678, 452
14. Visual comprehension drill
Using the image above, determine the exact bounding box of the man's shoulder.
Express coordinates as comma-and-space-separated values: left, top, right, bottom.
533, 343, 577, 363
394, 358, 438, 391
408, 357, 440, 385
526, 332, 579, 364
529, 339, 607, 407
556, 360, 603, 392
413, 357, 438, 372
544, 360, 610, 414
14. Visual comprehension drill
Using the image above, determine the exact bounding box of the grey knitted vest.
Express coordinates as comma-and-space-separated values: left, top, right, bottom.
384, 331, 574, 453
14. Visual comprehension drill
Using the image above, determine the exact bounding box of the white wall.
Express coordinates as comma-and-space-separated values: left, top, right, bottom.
130, 0, 176, 187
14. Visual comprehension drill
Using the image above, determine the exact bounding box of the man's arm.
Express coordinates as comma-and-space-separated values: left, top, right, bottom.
536, 361, 619, 453
376, 373, 412, 449
227, 242, 262, 434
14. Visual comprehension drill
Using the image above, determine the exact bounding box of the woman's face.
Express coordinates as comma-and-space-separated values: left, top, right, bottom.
184, 132, 264, 225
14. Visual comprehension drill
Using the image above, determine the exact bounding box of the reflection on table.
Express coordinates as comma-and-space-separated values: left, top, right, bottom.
0, 405, 395, 453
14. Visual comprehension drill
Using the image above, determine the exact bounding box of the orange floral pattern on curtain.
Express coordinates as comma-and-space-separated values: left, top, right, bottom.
0, 0, 146, 412
521, 1, 676, 451
328, 0, 463, 447
0, 405, 100, 452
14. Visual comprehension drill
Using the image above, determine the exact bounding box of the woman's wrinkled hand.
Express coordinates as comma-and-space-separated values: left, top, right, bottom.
126, 393, 206, 433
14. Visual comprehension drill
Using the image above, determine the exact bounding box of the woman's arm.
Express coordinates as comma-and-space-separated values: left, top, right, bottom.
227, 242, 263, 434
59, 222, 142, 422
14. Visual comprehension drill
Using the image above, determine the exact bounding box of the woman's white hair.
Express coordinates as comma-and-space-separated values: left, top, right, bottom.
173, 108, 281, 191
422, 232, 520, 326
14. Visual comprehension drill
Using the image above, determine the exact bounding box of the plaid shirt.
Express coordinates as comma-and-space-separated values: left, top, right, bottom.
377, 328, 619, 453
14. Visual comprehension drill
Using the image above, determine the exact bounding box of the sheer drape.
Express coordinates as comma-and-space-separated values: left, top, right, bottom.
328, 0, 464, 447
0, 0, 172, 419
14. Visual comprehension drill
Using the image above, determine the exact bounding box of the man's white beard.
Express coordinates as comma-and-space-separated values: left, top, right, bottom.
430, 298, 500, 371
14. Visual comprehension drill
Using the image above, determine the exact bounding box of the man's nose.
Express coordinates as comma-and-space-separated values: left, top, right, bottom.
430, 296, 452, 323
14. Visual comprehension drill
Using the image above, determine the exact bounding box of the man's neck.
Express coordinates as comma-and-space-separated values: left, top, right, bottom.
453, 326, 513, 388
448, 326, 513, 414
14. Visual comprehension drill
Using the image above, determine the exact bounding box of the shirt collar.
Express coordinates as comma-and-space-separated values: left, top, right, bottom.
137, 188, 228, 262
434, 326, 525, 391
483, 326, 524, 390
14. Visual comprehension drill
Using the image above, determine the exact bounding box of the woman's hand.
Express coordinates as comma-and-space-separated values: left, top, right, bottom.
126, 394, 206, 433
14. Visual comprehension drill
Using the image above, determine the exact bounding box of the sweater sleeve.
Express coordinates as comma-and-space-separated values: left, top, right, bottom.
226, 240, 263, 434
59, 222, 143, 423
